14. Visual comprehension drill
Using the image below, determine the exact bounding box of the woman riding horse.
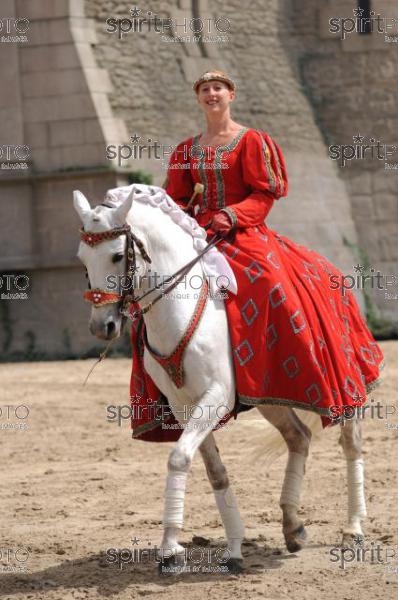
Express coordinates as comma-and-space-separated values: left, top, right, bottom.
129, 69, 383, 441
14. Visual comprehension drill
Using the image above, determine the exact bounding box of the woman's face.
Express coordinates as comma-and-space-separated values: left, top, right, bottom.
196, 80, 235, 115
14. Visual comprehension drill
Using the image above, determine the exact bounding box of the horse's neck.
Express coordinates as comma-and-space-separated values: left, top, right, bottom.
129, 202, 204, 355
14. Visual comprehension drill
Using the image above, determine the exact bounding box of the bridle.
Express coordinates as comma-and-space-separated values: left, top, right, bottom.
80, 223, 151, 314
80, 222, 222, 321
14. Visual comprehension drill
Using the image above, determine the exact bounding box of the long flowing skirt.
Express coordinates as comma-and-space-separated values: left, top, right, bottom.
129, 224, 384, 441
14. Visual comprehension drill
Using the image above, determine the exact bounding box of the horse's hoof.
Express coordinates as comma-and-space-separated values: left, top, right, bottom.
158, 553, 187, 576
341, 532, 364, 548
284, 524, 307, 553
224, 557, 244, 575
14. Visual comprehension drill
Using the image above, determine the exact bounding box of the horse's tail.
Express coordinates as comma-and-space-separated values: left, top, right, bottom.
242, 409, 324, 465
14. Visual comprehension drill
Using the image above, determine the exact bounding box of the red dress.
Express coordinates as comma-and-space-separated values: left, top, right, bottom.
130, 128, 384, 441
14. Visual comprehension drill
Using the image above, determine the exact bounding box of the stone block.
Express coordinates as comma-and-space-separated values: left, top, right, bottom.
0, 108, 24, 141
351, 195, 374, 220
84, 119, 110, 144
0, 44, 22, 109
0, 183, 33, 258
21, 69, 87, 98
49, 120, 86, 147
16, 0, 85, 20
372, 169, 398, 194
24, 94, 97, 122
346, 172, 372, 196
24, 122, 49, 148
20, 43, 96, 73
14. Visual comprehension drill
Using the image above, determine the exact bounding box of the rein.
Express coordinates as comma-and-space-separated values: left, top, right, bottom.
121, 233, 221, 322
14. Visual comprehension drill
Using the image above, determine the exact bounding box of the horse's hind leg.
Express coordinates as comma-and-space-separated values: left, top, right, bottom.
199, 432, 245, 573
256, 405, 311, 553
339, 418, 366, 546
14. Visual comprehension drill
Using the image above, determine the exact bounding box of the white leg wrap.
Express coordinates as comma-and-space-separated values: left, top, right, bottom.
163, 471, 188, 529
214, 487, 245, 557
280, 452, 306, 509
347, 458, 367, 519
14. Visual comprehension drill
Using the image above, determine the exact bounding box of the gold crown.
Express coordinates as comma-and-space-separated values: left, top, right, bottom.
193, 72, 236, 93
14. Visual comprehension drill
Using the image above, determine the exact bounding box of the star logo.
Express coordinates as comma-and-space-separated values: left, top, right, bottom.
353, 534, 364, 546
352, 391, 364, 405
354, 264, 365, 273
131, 536, 140, 545
353, 8, 364, 17
353, 134, 364, 144
130, 133, 141, 144
130, 6, 141, 17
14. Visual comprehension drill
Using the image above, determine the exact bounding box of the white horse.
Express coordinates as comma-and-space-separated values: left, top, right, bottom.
73, 184, 367, 574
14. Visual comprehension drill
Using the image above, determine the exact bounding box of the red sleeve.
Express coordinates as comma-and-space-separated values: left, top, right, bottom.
221, 130, 288, 228
164, 139, 194, 209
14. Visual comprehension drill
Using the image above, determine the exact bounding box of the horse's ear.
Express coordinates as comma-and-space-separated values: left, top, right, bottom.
73, 190, 91, 222
114, 188, 135, 226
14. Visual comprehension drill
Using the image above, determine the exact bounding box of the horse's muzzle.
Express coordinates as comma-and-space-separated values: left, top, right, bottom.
89, 313, 123, 340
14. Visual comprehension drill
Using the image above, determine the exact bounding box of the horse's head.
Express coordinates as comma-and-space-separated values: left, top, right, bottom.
73, 188, 135, 341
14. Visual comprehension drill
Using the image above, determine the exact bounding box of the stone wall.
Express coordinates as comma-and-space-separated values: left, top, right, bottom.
284, 0, 398, 320
1, 0, 396, 360
0, 0, 130, 360
85, 0, 361, 276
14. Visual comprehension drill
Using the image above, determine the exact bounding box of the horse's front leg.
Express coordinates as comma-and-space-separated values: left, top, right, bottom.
339, 418, 366, 546
159, 386, 236, 574
199, 432, 245, 574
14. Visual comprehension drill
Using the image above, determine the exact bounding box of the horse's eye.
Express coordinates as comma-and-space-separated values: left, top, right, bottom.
112, 253, 124, 264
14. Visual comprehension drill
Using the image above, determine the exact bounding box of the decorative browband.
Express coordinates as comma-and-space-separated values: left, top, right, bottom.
83, 288, 122, 307
79, 225, 130, 247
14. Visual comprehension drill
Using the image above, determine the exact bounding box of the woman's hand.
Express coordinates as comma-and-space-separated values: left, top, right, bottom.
211, 212, 233, 236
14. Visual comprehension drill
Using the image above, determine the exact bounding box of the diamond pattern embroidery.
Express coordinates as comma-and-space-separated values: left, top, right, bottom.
269, 283, 287, 308
305, 383, 322, 406
220, 242, 239, 260
234, 340, 254, 366
241, 299, 259, 326
344, 375, 358, 399
329, 298, 338, 315
303, 261, 321, 281
341, 292, 350, 306
266, 251, 280, 269
275, 235, 289, 251
316, 257, 333, 276
283, 356, 300, 379
310, 341, 326, 376
369, 341, 381, 361
341, 340, 354, 366
244, 261, 264, 283
290, 310, 306, 334
353, 363, 366, 386
342, 315, 350, 334
360, 345, 375, 365
266, 324, 278, 350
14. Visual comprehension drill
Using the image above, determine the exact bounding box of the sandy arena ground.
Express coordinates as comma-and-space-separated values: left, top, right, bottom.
0, 341, 397, 599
